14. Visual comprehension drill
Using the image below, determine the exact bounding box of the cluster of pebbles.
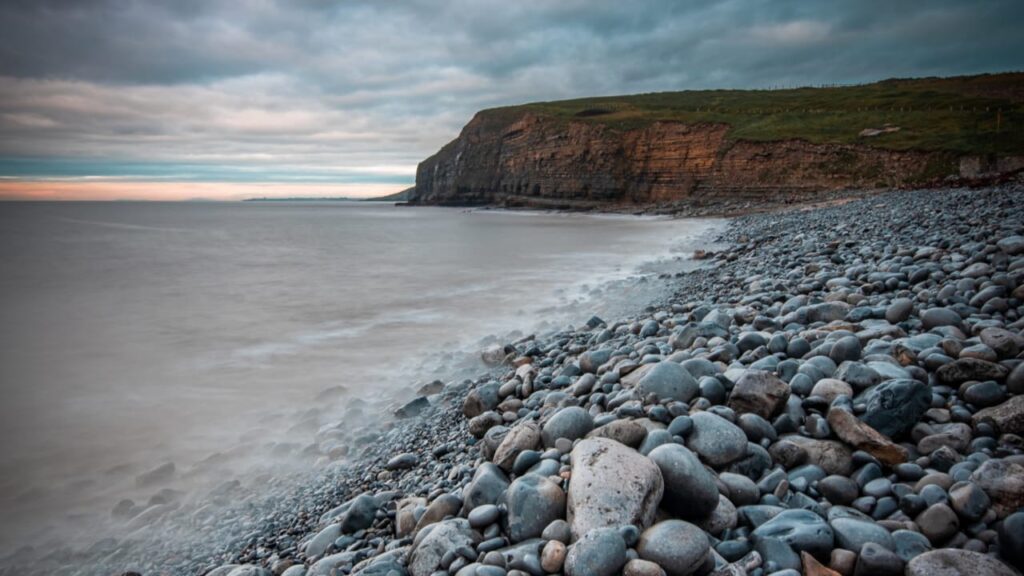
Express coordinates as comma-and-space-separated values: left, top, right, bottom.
184, 186, 1024, 576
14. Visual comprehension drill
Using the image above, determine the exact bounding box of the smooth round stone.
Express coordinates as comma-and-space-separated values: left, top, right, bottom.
858, 378, 931, 437
915, 503, 959, 544
636, 520, 710, 576
719, 472, 759, 507
638, 429, 673, 455
811, 378, 854, 404
863, 477, 893, 498
504, 475, 565, 543
962, 381, 1005, 408
647, 444, 719, 521
854, 542, 904, 576
886, 298, 914, 324
564, 527, 626, 576
919, 484, 949, 507
921, 308, 962, 330
476, 566, 506, 576
685, 412, 747, 467
540, 540, 566, 573
751, 509, 834, 558
541, 406, 594, 448
830, 336, 863, 364
948, 482, 990, 523
818, 475, 859, 506
623, 558, 666, 576
892, 529, 932, 563
512, 450, 542, 475
906, 549, 1019, 576
829, 516, 894, 551
541, 519, 571, 543
554, 437, 573, 454
637, 361, 699, 402
998, 511, 1024, 571
468, 504, 501, 529
667, 415, 693, 437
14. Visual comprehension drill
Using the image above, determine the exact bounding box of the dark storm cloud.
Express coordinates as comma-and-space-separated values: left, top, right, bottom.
0, 0, 1021, 189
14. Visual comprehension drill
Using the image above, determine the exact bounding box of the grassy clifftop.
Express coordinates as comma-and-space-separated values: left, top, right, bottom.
477, 73, 1024, 155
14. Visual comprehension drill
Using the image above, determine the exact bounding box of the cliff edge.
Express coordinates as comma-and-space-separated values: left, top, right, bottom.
411, 73, 1024, 211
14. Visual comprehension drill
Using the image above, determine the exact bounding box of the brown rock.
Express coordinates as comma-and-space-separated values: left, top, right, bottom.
803, 551, 843, 576
770, 435, 854, 476
585, 419, 648, 448
727, 370, 791, 419
973, 395, 1024, 436
412, 113, 947, 209
936, 358, 1010, 384
492, 420, 541, 472
827, 406, 908, 466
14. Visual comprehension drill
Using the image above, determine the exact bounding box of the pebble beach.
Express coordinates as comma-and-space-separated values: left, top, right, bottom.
18, 185, 1024, 576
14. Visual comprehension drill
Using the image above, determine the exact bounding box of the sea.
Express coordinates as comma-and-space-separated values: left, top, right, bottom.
0, 200, 721, 571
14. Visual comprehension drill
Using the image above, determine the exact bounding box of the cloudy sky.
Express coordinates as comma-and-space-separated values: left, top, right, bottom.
0, 0, 1021, 199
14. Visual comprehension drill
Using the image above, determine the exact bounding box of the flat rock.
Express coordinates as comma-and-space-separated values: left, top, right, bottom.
751, 508, 834, 558
568, 438, 663, 541
827, 404, 907, 465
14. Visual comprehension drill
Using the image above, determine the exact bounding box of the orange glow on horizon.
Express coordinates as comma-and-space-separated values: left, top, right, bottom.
0, 180, 411, 201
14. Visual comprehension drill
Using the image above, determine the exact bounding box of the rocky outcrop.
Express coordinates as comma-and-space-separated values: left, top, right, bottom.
411, 111, 984, 209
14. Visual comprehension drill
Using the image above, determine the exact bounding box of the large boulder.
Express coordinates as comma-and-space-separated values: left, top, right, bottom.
568, 438, 663, 541
647, 444, 718, 521
728, 370, 791, 419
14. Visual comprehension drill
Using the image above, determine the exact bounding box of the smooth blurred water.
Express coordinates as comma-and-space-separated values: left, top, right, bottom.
0, 200, 720, 558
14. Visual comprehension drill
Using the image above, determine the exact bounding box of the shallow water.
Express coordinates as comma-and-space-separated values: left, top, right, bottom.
0, 200, 720, 562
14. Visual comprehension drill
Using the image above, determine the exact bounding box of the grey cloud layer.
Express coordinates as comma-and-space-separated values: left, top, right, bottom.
1, 0, 1021, 182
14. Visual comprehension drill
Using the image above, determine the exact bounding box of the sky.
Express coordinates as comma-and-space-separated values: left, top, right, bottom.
0, 0, 1022, 200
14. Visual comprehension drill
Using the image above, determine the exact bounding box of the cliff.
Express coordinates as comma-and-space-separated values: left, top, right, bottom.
411, 73, 1024, 210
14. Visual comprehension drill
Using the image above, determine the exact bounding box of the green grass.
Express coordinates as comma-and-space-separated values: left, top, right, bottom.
477, 73, 1024, 155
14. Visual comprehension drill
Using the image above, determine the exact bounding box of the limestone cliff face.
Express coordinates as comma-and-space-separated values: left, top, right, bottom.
411, 112, 964, 208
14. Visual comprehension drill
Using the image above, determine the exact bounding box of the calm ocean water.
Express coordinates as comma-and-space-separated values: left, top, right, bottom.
0, 200, 720, 561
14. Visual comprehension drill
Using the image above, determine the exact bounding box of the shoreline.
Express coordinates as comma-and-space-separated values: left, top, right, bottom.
5, 185, 1023, 576
218, 182, 1024, 573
